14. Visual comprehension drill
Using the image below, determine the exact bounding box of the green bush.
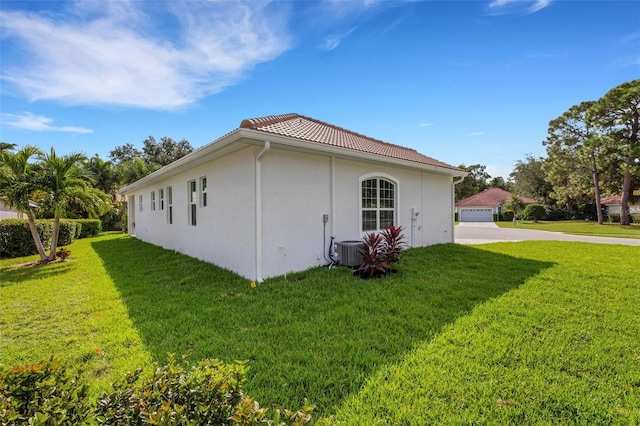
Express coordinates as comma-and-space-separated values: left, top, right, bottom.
607, 212, 621, 223
523, 204, 547, 222
75, 219, 102, 238
0, 219, 53, 258
500, 211, 515, 222
631, 213, 640, 224
0, 358, 92, 425
74, 222, 83, 239
57, 220, 78, 246
0, 356, 313, 425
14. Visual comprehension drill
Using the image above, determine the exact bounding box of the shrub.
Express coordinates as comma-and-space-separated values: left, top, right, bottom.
75, 219, 102, 238
631, 213, 640, 224
357, 233, 388, 279
607, 212, 621, 223
1, 356, 313, 425
356, 225, 406, 279
0, 358, 92, 425
501, 211, 514, 222
57, 220, 78, 246
0, 219, 53, 258
56, 248, 71, 261
545, 206, 568, 221
523, 204, 547, 222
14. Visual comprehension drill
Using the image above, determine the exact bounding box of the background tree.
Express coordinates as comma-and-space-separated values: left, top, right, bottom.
504, 193, 525, 222
83, 154, 118, 199
509, 155, 551, 203
0, 146, 48, 261
142, 136, 194, 167
455, 164, 491, 201
109, 143, 142, 164
488, 176, 511, 191
590, 79, 640, 225
543, 102, 609, 224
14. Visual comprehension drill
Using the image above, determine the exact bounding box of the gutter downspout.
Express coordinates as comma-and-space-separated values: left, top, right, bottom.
451, 176, 465, 242
255, 140, 271, 283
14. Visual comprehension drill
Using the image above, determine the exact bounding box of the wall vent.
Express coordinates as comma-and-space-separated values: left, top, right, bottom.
336, 240, 365, 268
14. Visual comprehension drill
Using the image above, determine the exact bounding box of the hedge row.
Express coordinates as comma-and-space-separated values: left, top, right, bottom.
0, 219, 102, 258
0, 356, 312, 425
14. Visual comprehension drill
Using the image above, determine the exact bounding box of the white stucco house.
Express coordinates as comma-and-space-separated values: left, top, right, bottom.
455, 188, 537, 222
120, 114, 466, 282
0, 198, 38, 220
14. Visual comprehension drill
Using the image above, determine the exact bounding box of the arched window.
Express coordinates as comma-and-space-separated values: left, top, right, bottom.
361, 177, 396, 232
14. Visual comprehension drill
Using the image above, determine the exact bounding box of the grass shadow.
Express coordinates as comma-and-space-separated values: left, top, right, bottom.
0, 260, 75, 287
92, 236, 553, 416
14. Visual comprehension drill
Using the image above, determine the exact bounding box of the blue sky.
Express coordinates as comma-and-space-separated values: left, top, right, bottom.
1, 0, 638, 179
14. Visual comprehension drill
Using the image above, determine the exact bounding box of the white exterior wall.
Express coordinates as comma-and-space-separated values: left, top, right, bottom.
261, 149, 332, 278
127, 146, 457, 281
0, 200, 21, 220
332, 158, 454, 247
129, 147, 257, 279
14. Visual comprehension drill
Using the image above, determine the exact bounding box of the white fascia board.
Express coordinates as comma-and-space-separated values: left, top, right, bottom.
119, 130, 248, 195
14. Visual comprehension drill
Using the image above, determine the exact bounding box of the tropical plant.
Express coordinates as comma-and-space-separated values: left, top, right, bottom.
0, 145, 49, 261
357, 225, 406, 278
37, 148, 111, 260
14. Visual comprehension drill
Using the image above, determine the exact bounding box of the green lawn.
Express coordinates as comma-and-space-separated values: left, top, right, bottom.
496, 219, 640, 238
1, 234, 638, 423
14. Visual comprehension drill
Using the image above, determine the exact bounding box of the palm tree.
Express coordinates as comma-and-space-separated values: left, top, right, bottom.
0, 146, 49, 261
38, 148, 111, 260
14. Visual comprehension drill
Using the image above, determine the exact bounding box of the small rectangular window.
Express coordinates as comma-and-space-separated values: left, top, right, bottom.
159, 188, 164, 211
167, 186, 173, 224
200, 177, 207, 208
188, 180, 197, 226
151, 191, 156, 211
139, 195, 143, 212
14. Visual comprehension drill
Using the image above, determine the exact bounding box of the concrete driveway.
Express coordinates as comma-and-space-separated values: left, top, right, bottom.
455, 222, 640, 246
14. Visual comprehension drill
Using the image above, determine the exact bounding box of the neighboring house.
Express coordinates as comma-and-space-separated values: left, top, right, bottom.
600, 195, 640, 215
120, 113, 466, 282
455, 188, 537, 222
0, 198, 38, 220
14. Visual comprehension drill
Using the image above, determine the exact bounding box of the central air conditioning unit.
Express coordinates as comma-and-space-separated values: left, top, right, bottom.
335, 240, 365, 268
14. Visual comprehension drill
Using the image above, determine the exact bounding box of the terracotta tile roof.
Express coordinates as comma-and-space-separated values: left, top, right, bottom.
600, 195, 621, 205
240, 113, 461, 171
456, 188, 537, 207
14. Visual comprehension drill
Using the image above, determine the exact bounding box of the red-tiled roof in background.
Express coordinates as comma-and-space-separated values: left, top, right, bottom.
240, 113, 461, 171
456, 188, 537, 207
600, 195, 621, 205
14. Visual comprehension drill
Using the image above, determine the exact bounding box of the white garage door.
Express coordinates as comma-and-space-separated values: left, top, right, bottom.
460, 208, 493, 222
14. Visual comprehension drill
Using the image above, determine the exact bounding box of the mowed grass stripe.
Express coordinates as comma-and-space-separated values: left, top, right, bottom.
327, 241, 640, 424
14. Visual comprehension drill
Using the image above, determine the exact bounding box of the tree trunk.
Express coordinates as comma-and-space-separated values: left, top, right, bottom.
26, 211, 48, 261
589, 155, 604, 225
620, 156, 632, 226
48, 216, 61, 261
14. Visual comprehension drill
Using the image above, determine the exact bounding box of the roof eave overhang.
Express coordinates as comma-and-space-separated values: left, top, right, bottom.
120, 128, 466, 195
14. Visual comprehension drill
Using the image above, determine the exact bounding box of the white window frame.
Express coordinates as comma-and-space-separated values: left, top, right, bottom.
159, 188, 164, 211
188, 180, 197, 226
359, 173, 398, 233
138, 194, 143, 212
151, 191, 156, 211
200, 176, 207, 208
167, 186, 173, 224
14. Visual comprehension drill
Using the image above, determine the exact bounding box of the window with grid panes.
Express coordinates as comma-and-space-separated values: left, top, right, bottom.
361, 178, 395, 231
188, 180, 197, 226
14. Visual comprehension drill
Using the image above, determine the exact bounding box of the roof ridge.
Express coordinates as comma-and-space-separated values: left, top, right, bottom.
240, 113, 300, 129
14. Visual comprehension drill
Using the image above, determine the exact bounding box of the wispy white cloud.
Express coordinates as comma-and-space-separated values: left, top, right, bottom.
2, 112, 94, 134
487, 0, 552, 15
0, 1, 291, 110
418, 122, 434, 128
322, 27, 356, 51
466, 131, 485, 137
